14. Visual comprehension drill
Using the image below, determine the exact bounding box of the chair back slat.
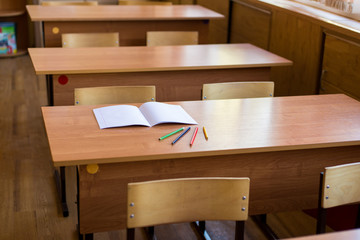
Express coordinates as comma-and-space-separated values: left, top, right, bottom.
127, 177, 250, 228
322, 162, 360, 208
147, 31, 198, 46
62, 32, 119, 48
202, 81, 274, 100
74, 86, 156, 105
42, 1, 98, 6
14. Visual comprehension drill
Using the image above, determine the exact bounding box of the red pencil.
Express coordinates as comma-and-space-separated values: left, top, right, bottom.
190, 127, 198, 146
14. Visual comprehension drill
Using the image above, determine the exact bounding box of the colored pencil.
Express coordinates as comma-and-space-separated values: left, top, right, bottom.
190, 127, 198, 146
159, 127, 184, 140
203, 126, 208, 140
171, 127, 191, 145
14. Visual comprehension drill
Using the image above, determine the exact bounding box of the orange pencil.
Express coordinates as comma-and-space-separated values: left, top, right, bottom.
190, 127, 198, 146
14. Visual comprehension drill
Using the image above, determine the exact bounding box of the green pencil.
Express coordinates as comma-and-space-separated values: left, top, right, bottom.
159, 127, 184, 140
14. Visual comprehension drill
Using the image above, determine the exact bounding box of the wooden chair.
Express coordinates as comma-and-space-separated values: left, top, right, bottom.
118, 0, 172, 5
202, 81, 274, 100
41, 1, 98, 6
316, 162, 360, 234
74, 85, 156, 105
61, 32, 119, 48
146, 31, 198, 46
127, 177, 250, 240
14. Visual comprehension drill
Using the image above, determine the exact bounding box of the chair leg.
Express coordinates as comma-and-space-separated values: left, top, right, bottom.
235, 221, 245, 240
190, 222, 207, 240
316, 172, 327, 234
146, 226, 155, 240
356, 204, 360, 228
316, 208, 327, 234
127, 228, 135, 240
199, 221, 206, 234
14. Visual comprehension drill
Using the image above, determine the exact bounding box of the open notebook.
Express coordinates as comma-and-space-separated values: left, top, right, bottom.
93, 102, 197, 129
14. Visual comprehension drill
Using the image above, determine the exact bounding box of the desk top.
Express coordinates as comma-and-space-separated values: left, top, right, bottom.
28, 43, 292, 75
282, 229, 360, 240
42, 94, 360, 167
26, 5, 223, 21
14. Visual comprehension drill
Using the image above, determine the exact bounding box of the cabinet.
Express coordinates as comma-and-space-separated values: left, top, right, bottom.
0, 0, 28, 57
269, 10, 323, 96
229, 0, 271, 50
320, 33, 360, 101
228, 0, 322, 97
197, 0, 229, 43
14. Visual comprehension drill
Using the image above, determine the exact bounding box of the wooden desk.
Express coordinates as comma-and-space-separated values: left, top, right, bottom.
282, 229, 360, 240
26, 5, 223, 47
41, 94, 360, 234
28, 43, 292, 105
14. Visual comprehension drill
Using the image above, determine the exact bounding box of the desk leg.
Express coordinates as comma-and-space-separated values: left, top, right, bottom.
77, 166, 94, 240
54, 167, 69, 217
46, 74, 54, 106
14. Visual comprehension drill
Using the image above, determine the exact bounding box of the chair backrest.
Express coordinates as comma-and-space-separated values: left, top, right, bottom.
74, 86, 156, 105
321, 162, 360, 209
146, 31, 199, 46
41, 1, 98, 6
61, 32, 119, 48
118, 0, 172, 5
127, 177, 249, 228
202, 81, 274, 100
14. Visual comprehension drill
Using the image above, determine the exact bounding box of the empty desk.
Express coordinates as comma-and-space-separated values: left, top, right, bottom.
26, 5, 223, 47
41, 94, 360, 234
28, 43, 292, 105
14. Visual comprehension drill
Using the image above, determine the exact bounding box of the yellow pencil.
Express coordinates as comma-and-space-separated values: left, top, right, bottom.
203, 126, 208, 140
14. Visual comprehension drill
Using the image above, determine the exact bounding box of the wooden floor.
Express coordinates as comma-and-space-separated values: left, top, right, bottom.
0, 55, 329, 240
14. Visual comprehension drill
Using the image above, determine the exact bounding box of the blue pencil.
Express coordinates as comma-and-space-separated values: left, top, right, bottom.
171, 127, 191, 145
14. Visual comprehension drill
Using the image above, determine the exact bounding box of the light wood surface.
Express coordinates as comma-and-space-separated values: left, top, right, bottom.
127, 177, 249, 228
28, 44, 292, 75
41, 94, 360, 167
321, 162, 360, 209
26, 5, 223, 21
61, 32, 119, 48
146, 31, 198, 46
202, 81, 274, 100
119, 0, 172, 5
283, 229, 360, 240
74, 85, 155, 105
41, 1, 98, 6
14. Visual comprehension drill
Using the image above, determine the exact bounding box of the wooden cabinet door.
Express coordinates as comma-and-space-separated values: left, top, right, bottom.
197, 0, 229, 44
229, 0, 271, 50
269, 10, 322, 96
321, 33, 360, 101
